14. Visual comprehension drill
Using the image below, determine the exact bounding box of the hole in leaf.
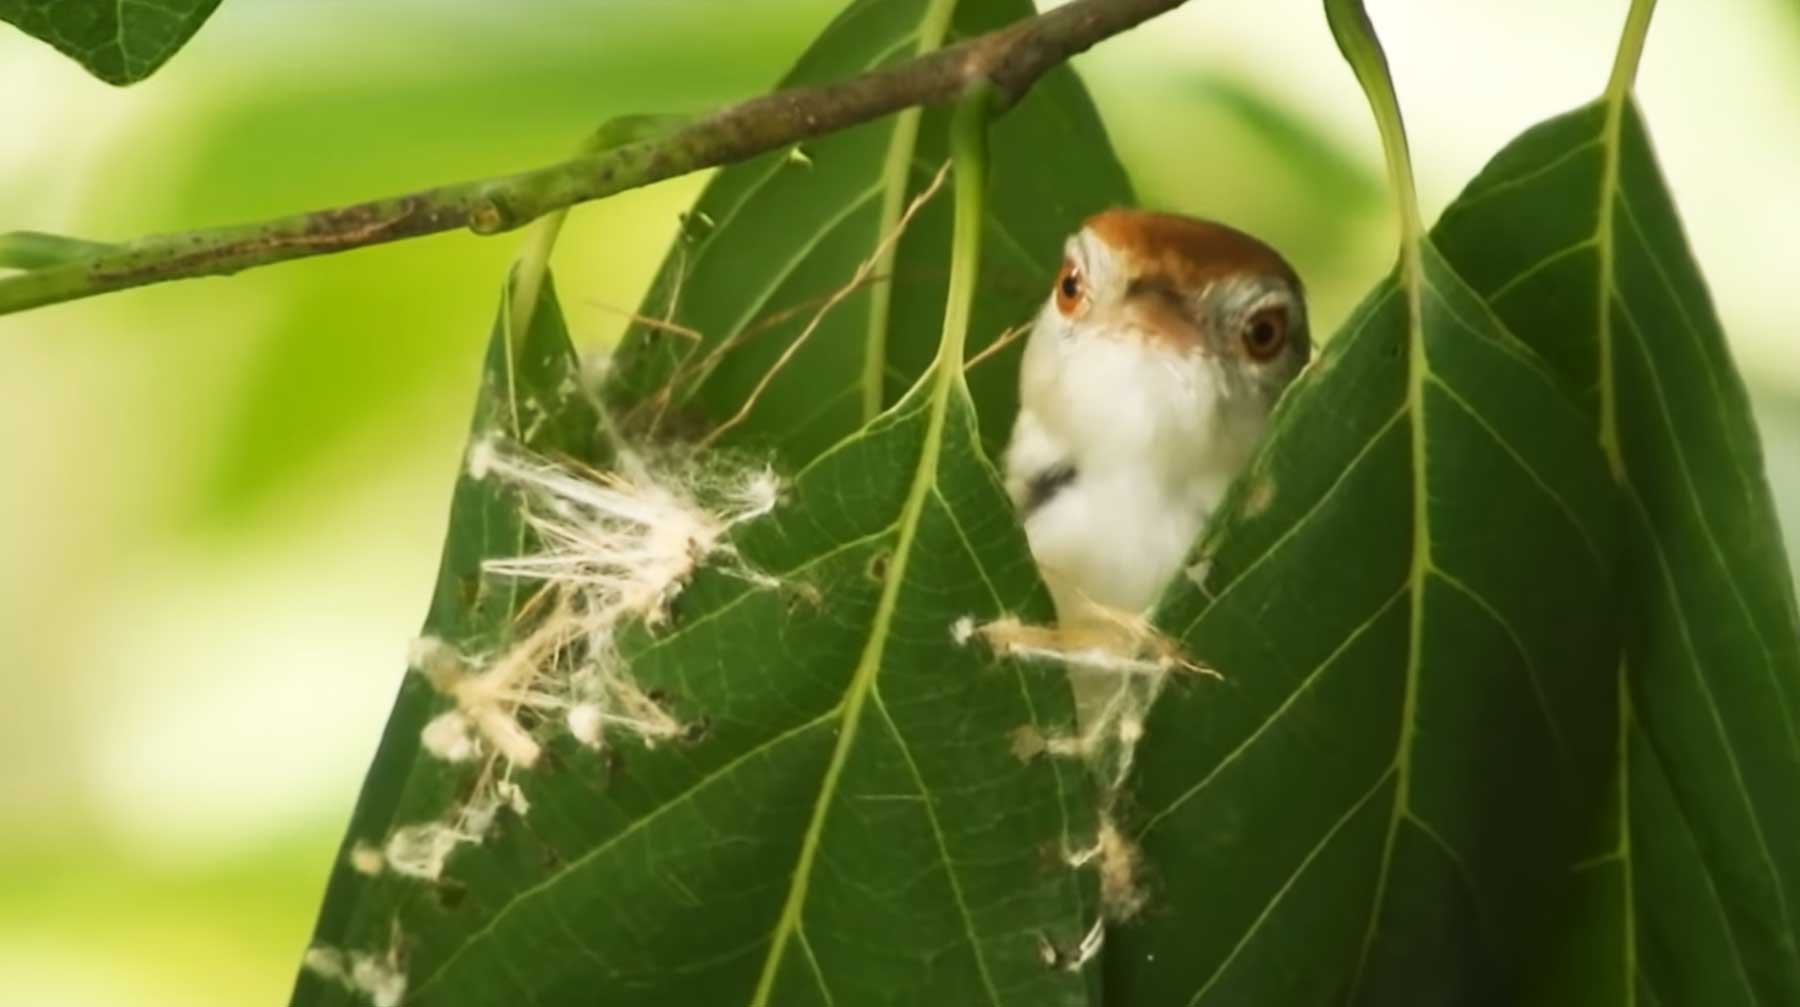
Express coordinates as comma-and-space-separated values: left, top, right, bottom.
434, 878, 467, 911
784, 581, 823, 614
536, 748, 564, 776
601, 747, 626, 782
865, 550, 893, 582
680, 714, 712, 745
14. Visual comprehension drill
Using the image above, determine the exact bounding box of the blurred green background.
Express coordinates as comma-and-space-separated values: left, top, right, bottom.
2, 1, 1797, 1004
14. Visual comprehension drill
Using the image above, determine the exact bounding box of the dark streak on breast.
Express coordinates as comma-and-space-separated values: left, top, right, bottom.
1024, 463, 1077, 516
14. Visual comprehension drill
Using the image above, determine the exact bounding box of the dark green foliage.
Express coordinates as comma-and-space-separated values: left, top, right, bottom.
296, 1, 1800, 1004
1, 0, 222, 84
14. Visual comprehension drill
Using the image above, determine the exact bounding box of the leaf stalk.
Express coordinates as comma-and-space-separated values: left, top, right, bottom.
1605, 0, 1659, 104
1322, 0, 1423, 271
938, 85, 997, 379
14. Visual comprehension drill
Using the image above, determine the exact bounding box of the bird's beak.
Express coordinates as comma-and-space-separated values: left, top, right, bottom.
1120, 277, 1210, 355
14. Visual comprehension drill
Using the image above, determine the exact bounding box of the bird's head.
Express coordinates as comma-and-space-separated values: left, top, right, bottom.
1044, 209, 1309, 400
1019, 209, 1310, 478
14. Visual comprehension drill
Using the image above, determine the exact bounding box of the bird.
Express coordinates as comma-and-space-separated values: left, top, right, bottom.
1003, 209, 1310, 651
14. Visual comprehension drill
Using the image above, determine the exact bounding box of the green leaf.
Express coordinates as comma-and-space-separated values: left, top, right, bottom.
603, 0, 1132, 467
374, 374, 1093, 1007
1105, 245, 1622, 1005
295, 93, 1101, 1006
1, 0, 222, 84
1431, 25, 1800, 1005
1107, 2, 1800, 1001
1105, 3, 1623, 1000
289, 269, 606, 1006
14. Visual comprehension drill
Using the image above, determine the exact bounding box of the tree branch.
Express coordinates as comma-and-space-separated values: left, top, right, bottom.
0, 0, 1189, 318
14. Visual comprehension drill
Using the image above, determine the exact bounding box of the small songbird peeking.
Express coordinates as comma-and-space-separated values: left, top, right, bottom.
1004, 210, 1310, 634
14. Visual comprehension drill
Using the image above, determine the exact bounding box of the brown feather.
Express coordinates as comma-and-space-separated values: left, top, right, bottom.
1084, 209, 1300, 291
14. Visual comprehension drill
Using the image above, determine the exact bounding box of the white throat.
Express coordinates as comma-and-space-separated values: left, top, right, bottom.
1005, 308, 1267, 617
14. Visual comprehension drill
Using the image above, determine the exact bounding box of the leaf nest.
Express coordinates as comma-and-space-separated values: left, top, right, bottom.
356, 438, 778, 884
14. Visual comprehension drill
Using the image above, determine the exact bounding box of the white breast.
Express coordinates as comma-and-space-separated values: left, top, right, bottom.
1004, 307, 1264, 620
1022, 461, 1222, 615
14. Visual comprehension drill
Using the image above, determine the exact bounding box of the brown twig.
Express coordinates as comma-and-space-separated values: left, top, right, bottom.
696, 160, 951, 449
0, 0, 1190, 317
581, 301, 704, 342
626, 271, 895, 433
962, 320, 1033, 373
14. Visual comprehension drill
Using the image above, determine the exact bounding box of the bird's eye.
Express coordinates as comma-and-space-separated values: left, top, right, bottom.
1242, 307, 1288, 361
1054, 260, 1084, 316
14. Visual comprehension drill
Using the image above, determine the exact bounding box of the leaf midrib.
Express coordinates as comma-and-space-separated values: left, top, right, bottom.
860, 0, 958, 422
1593, 69, 1630, 964
1343, 60, 1432, 989
746, 356, 973, 1005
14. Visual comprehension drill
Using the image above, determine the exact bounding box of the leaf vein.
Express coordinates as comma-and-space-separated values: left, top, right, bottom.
797, 926, 838, 1007
632, 522, 900, 658
1622, 480, 1800, 978
1612, 291, 1800, 768
870, 687, 1003, 1004
1431, 566, 1573, 769
1140, 585, 1407, 838
1438, 134, 1605, 222
1180, 407, 1408, 639
1403, 811, 1495, 951
409, 708, 839, 998
1485, 237, 1599, 304
1183, 768, 1394, 1006
1426, 373, 1608, 572
1633, 706, 1767, 1004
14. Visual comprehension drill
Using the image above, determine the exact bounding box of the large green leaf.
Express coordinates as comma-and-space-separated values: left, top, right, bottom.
1103, 4, 1625, 1001
296, 370, 1095, 1007
1432, 50, 1800, 1007
289, 271, 604, 1006
1, 0, 222, 84
603, 0, 1132, 467
294, 90, 1102, 1005
1107, 3, 1800, 1002
1105, 246, 1621, 1004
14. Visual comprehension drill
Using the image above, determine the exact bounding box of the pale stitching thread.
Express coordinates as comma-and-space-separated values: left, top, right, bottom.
957, 603, 1216, 949
330, 152, 940, 998
969, 609, 1214, 788
320, 441, 782, 1004
362, 441, 780, 890
696, 160, 952, 449
460, 437, 778, 755
303, 929, 408, 1007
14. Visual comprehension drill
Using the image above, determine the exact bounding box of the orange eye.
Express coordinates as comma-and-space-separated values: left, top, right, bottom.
1242, 307, 1288, 361
1053, 259, 1084, 316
